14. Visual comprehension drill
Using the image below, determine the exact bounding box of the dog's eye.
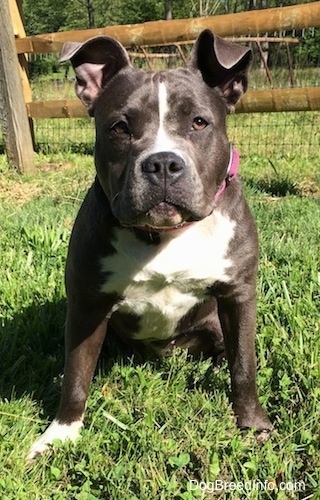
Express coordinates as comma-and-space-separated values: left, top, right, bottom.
192, 117, 208, 131
110, 121, 131, 136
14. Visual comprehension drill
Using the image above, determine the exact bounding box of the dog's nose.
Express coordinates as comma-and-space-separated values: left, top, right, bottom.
141, 152, 185, 184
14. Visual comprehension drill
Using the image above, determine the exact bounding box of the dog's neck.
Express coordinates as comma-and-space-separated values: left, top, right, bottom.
214, 145, 240, 203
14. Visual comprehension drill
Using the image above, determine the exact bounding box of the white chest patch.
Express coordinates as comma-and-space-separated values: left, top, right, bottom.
100, 211, 235, 341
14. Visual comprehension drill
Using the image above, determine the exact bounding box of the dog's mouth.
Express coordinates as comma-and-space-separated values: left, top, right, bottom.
122, 202, 196, 233
140, 220, 193, 233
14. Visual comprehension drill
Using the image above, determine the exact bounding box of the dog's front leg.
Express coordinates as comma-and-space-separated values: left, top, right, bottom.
218, 292, 272, 439
27, 303, 109, 460
58, 304, 109, 423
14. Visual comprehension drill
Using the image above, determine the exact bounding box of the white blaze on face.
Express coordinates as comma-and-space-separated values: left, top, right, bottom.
152, 80, 183, 155
158, 81, 169, 130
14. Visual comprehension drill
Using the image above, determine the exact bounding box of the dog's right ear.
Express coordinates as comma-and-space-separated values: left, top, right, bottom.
59, 37, 131, 115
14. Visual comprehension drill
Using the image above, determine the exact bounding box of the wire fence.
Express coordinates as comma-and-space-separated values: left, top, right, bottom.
30, 111, 319, 159
1, 28, 320, 159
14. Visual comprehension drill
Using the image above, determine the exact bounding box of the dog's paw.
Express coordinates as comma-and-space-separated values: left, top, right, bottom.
255, 427, 273, 444
27, 419, 83, 461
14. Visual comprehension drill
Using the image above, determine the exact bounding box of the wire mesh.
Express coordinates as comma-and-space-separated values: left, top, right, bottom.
1, 28, 319, 160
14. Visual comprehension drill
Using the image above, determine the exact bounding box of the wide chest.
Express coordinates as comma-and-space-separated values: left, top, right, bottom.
100, 212, 235, 339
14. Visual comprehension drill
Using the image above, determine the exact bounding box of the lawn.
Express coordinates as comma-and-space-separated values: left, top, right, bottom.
0, 149, 319, 499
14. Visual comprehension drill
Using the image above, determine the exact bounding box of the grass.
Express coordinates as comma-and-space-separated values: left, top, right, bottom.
0, 149, 319, 499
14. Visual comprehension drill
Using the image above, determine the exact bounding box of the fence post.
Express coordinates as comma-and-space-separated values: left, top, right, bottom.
9, 0, 35, 148
0, 0, 34, 173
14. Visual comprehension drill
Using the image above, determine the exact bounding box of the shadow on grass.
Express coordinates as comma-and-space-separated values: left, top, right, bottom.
34, 143, 94, 156
245, 177, 300, 197
0, 299, 67, 417
0, 142, 94, 156
0, 298, 229, 420
0, 299, 132, 418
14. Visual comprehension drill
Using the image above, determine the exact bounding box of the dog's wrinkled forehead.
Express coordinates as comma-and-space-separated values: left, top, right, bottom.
135, 69, 211, 107
107, 70, 170, 117
95, 68, 215, 124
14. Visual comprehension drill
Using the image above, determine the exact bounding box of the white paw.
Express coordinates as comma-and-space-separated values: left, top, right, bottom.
27, 418, 83, 460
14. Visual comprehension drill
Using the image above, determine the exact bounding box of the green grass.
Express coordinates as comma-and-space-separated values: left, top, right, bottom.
0, 151, 319, 499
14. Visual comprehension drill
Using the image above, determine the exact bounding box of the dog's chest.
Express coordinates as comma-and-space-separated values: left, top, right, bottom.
101, 211, 235, 341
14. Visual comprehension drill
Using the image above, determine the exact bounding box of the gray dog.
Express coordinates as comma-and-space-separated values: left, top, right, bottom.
28, 30, 272, 459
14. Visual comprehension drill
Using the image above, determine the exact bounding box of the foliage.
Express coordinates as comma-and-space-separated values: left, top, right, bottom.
22, 0, 69, 35
28, 55, 60, 77
22, 0, 320, 78
22, 0, 315, 35
294, 28, 320, 66
22, 0, 165, 34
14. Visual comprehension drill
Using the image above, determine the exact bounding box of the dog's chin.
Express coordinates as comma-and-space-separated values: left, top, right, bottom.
122, 202, 196, 233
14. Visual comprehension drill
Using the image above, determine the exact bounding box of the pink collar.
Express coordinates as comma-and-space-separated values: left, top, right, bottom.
214, 145, 240, 203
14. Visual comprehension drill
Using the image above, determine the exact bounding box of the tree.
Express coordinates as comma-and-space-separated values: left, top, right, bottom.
82, 0, 95, 28
165, 0, 173, 20
22, 0, 69, 34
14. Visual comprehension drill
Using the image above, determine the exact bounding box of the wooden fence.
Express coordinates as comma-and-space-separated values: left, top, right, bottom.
1, 0, 320, 172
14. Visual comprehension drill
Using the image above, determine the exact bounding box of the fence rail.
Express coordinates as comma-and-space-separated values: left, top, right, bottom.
14, 2, 320, 53
26, 87, 320, 120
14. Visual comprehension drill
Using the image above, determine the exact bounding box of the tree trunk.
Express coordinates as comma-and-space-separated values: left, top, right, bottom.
87, 0, 95, 28
164, 0, 172, 21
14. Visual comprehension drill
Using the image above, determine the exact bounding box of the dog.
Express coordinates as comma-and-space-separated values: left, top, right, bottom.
28, 29, 272, 459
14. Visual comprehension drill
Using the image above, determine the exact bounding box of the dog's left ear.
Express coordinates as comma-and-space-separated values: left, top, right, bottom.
189, 30, 252, 113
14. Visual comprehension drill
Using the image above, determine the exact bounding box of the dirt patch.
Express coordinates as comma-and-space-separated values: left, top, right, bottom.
36, 162, 74, 172
297, 178, 320, 198
0, 179, 42, 206
0, 161, 81, 206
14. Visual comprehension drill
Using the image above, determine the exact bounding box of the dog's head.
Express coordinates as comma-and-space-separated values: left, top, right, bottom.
60, 30, 251, 231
